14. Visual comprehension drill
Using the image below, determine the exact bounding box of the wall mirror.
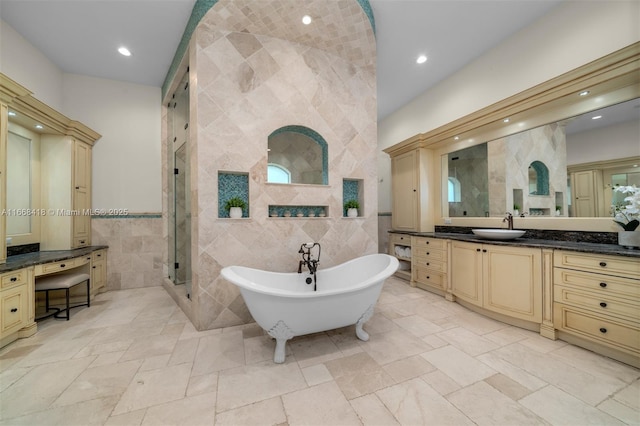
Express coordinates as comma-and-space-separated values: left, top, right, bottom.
6, 121, 41, 245
267, 125, 328, 185
442, 96, 639, 219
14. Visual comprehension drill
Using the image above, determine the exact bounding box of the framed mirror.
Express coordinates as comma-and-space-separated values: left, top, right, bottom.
267, 125, 328, 185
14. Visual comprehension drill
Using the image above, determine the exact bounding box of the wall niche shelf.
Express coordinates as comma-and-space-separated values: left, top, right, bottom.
268, 205, 328, 218
218, 172, 249, 218
343, 178, 363, 217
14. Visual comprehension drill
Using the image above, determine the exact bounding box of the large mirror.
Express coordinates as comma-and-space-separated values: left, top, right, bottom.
267, 125, 328, 185
443, 97, 640, 218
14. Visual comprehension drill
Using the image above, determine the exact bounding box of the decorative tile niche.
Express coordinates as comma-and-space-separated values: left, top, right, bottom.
218, 172, 249, 218
343, 179, 363, 217
268, 205, 328, 218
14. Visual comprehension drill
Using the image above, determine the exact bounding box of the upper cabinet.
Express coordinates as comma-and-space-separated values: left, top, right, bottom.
0, 73, 101, 258
385, 147, 435, 232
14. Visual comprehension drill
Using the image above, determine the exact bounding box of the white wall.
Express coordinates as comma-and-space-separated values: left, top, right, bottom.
62, 74, 162, 212
1, 18, 162, 213
567, 120, 640, 166
378, 1, 640, 212
0, 19, 63, 110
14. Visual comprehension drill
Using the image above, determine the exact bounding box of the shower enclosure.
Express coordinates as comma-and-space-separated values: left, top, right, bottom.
167, 70, 191, 298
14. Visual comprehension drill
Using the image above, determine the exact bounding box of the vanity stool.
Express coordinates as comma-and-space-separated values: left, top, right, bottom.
35, 272, 91, 321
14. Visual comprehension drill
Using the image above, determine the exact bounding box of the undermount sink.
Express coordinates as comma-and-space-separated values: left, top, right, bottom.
472, 229, 526, 240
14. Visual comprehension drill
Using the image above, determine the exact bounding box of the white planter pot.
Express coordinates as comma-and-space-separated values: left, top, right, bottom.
347, 208, 358, 218
618, 231, 640, 249
229, 207, 242, 219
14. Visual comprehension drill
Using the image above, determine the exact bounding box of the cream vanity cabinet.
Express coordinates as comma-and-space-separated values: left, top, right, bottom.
412, 236, 448, 294
451, 240, 542, 323
0, 268, 35, 346
0, 103, 6, 264
386, 148, 433, 232
90, 248, 107, 295
553, 250, 639, 367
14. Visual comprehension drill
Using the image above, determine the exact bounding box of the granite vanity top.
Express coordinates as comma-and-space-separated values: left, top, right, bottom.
391, 231, 640, 258
0, 246, 108, 274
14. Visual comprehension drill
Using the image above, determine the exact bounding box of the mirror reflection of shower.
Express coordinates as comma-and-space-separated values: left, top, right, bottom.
167, 69, 191, 299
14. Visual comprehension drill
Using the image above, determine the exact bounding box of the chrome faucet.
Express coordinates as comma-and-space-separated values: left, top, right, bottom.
298, 242, 321, 291
503, 212, 514, 230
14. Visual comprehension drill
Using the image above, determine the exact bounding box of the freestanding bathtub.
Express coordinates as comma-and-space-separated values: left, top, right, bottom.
221, 253, 399, 363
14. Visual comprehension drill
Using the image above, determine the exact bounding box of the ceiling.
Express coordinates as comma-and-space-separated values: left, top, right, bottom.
1, 0, 563, 120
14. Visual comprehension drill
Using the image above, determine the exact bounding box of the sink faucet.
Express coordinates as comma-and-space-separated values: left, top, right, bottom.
503, 212, 514, 230
298, 242, 321, 291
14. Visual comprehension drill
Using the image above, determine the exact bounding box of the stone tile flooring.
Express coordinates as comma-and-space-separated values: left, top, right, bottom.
0, 277, 638, 425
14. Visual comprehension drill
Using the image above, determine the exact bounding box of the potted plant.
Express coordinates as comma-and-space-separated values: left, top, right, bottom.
612, 185, 639, 248
225, 197, 246, 219
344, 200, 359, 218
555, 205, 562, 216
513, 204, 520, 216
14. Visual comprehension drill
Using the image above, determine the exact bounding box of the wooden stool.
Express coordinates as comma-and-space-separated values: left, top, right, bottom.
35, 273, 91, 321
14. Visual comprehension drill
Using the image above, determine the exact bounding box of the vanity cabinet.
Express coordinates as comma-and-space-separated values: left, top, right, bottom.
553, 250, 639, 366
388, 148, 433, 232
0, 267, 34, 346
388, 232, 412, 280
91, 248, 107, 294
412, 236, 448, 293
451, 241, 542, 323
0, 103, 6, 264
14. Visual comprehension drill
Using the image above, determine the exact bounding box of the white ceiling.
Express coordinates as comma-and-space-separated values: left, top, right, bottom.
1, 0, 563, 120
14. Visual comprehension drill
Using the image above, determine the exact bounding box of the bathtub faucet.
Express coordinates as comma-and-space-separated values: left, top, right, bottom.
298, 242, 321, 291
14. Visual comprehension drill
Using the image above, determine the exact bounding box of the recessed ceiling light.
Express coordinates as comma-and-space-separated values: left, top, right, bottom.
416, 55, 427, 64
503, 118, 510, 123
118, 46, 132, 57
302, 15, 312, 25
579, 90, 590, 96
454, 136, 459, 140
35, 124, 43, 129
591, 115, 602, 120
8, 111, 16, 116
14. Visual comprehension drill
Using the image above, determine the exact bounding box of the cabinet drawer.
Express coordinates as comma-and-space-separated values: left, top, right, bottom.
555, 285, 639, 323
412, 257, 446, 273
554, 251, 640, 279
554, 303, 639, 355
1, 269, 28, 290
413, 267, 445, 289
389, 233, 411, 245
413, 237, 446, 250
411, 246, 446, 261
92, 249, 106, 261
553, 268, 639, 299
34, 256, 89, 276
1, 284, 27, 336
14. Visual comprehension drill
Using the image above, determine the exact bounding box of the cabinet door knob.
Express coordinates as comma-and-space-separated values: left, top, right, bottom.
92, 266, 96, 269
10, 308, 17, 313
599, 262, 607, 267
599, 302, 607, 308
599, 282, 607, 288
426, 252, 430, 255
482, 249, 487, 253
599, 327, 607, 334
426, 262, 430, 266
426, 276, 430, 279
60, 264, 66, 268
476, 248, 481, 252
75, 186, 80, 189
10, 277, 17, 282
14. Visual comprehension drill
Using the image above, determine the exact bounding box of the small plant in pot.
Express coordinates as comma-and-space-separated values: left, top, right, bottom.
225, 197, 246, 219
612, 185, 639, 248
344, 200, 360, 218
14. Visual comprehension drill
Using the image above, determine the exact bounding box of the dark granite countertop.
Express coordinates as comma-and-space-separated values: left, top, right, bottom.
0, 246, 108, 274
389, 231, 640, 258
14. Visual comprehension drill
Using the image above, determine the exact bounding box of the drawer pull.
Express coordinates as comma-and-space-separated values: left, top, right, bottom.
92, 266, 96, 269
426, 252, 430, 255
599, 262, 607, 267
97, 254, 102, 257
10, 277, 17, 282
426, 241, 429, 244
599, 302, 607, 308
599, 327, 607, 334
599, 282, 607, 288
426, 262, 430, 266
80, 240, 86, 244
476, 248, 481, 252
60, 264, 66, 268
426, 276, 430, 279
10, 308, 17, 313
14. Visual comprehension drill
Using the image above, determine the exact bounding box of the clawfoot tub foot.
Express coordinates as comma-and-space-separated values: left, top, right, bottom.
268, 320, 295, 364
355, 304, 375, 342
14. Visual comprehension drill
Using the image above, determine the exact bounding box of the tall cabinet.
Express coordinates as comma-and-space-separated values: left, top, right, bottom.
384, 145, 435, 232
0, 73, 101, 256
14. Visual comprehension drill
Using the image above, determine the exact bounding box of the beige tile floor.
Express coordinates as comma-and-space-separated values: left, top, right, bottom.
1, 276, 638, 425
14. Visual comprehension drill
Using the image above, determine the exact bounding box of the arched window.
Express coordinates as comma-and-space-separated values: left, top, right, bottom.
267, 163, 291, 184
448, 177, 461, 202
